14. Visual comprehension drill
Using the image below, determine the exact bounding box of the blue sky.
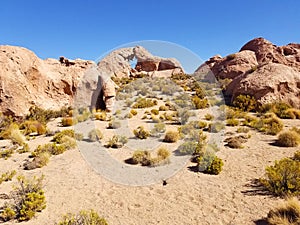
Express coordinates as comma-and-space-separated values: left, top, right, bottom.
1, 0, 299, 72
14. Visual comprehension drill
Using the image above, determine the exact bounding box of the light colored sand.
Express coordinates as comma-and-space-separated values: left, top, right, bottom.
1, 118, 300, 225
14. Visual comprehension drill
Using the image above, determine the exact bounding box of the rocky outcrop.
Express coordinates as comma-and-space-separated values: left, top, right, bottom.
97, 46, 183, 77
0, 46, 116, 117
196, 37, 300, 107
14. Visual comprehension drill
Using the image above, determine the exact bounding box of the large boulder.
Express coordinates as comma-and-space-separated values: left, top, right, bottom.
195, 37, 300, 107
226, 63, 300, 107
0, 45, 116, 117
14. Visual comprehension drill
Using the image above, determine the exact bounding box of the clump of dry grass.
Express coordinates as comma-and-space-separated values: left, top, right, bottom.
267, 197, 300, 225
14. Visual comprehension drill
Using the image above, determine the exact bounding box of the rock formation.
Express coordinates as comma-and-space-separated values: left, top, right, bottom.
196, 37, 300, 107
97, 46, 183, 77
0, 46, 115, 117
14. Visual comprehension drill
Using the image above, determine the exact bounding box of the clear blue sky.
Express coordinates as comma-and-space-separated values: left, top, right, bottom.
1, 0, 299, 71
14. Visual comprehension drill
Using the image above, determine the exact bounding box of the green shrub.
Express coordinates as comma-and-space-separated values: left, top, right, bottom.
276, 130, 300, 147
130, 109, 138, 116
163, 131, 180, 143
226, 118, 240, 126
260, 158, 300, 196
0, 170, 16, 185
232, 94, 257, 112
52, 129, 81, 143
133, 126, 150, 139
131, 150, 151, 166
251, 113, 283, 135
88, 129, 103, 142
20, 120, 47, 135
132, 98, 157, 108
196, 152, 223, 175
267, 197, 300, 225
151, 123, 166, 137
0, 148, 14, 159
56, 209, 108, 225
32, 143, 66, 157
260, 102, 292, 118
26, 106, 69, 124
106, 135, 128, 148
208, 121, 225, 133
177, 141, 198, 155
237, 127, 250, 133
192, 96, 209, 109
204, 114, 214, 121
61, 117, 78, 126
94, 112, 107, 121
1, 175, 46, 222
151, 109, 159, 115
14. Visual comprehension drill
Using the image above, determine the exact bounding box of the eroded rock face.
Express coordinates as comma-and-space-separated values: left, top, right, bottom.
0, 46, 116, 117
97, 46, 183, 77
196, 37, 300, 107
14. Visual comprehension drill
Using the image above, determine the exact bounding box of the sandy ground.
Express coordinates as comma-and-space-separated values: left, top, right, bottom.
1, 117, 300, 225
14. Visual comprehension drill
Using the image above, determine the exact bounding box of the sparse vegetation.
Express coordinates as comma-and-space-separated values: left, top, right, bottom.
232, 94, 257, 112
0, 170, 16, 185
276, 130, 300, 147
0, 175, 46, 222
163, 131, 180, 143
56, 209, 108, 225
88, 129, 103, 142
208, 121, 225, 133
133, 126, 150, 139
267, 197, 300, 225
132, 97, 157, 108
204, 113, 214, 121
106, 135, 128, 148
226, 118, 240, 126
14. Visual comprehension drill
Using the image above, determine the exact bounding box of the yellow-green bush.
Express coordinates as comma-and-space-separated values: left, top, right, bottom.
61, 117, 78, 126
24, 152, 51, 170
132, 98, 157, 108
0, 123, 26, 145
226, 118, 240, 126
163, 131, 180, 143
32, 143, 66, 157
56, 209, 108, 225
0, 170, 16, 185
106, 135, 128, 148
177, 141, 198, 155
267, 197, 300, 225
131, 150, 151, 166
130, 109, 138, 116
88, 129, 103, 142
252, 113, 283, 135
157, 148, 170, 160
232, 94, 258, 112
0, 175, 46, 222
159, 105, 168, 111
151, 109, 159, 115
208, 121, 225, 133
94, 112, 107, 121
192, 96, 209, 109
197, 152, 223, 175
133, 126, 150, 139
204, 113, 214, 121
260, 157, 300, 196
20, 120, 47, 135
0, 148, 14, 159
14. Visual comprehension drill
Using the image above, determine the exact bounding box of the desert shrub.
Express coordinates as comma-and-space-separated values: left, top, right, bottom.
17, 143, 30, 154
94, 112, 107, 121
88, 129, 103, 142
260, 158, 300, 196
267, 197, 300, 225
0, 170, 16, 185
178, 123, 194, 136
260, 102, 292, 119
24, 152, 51, 170
131, 150, 151, 166
132, 98, 157, 108
130, 109, 138, 116
151, 123, 166, 137
60, 136, 77, 150
0, 148, 14, 159
177, 141, 198, 155
61, 117, 78, 126
0, 123, 26, 145
191, 120, 208, 129
52, 129, 82, 143
107, 120, 121, 129
163, 131, 180, 143
0, 175, 46, 222
157, 148, 170, 160
0, 206, 16, 221
251, 113, 283, 135
20, 120, 47, 135
208, 121, 225, 133
32, 143, 66, 157
151, 115, 161, 123
237, 127, 250, 133
196, 152, 223, 175
159, 105, 168, 111
56, 209, 108, 225
284, 108, 300, 119
232, 94, 257, 112
106, 135, 128, 148
76, 108, 91, 122
204, 113, 214, 121
226, 118, 240, 126
133, 126, 150, 139
151, 109, 159, 115
26, 106, 69, 124
276, 130, 300, 147
225, 107, 243, 119
192, 96, 209, 109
